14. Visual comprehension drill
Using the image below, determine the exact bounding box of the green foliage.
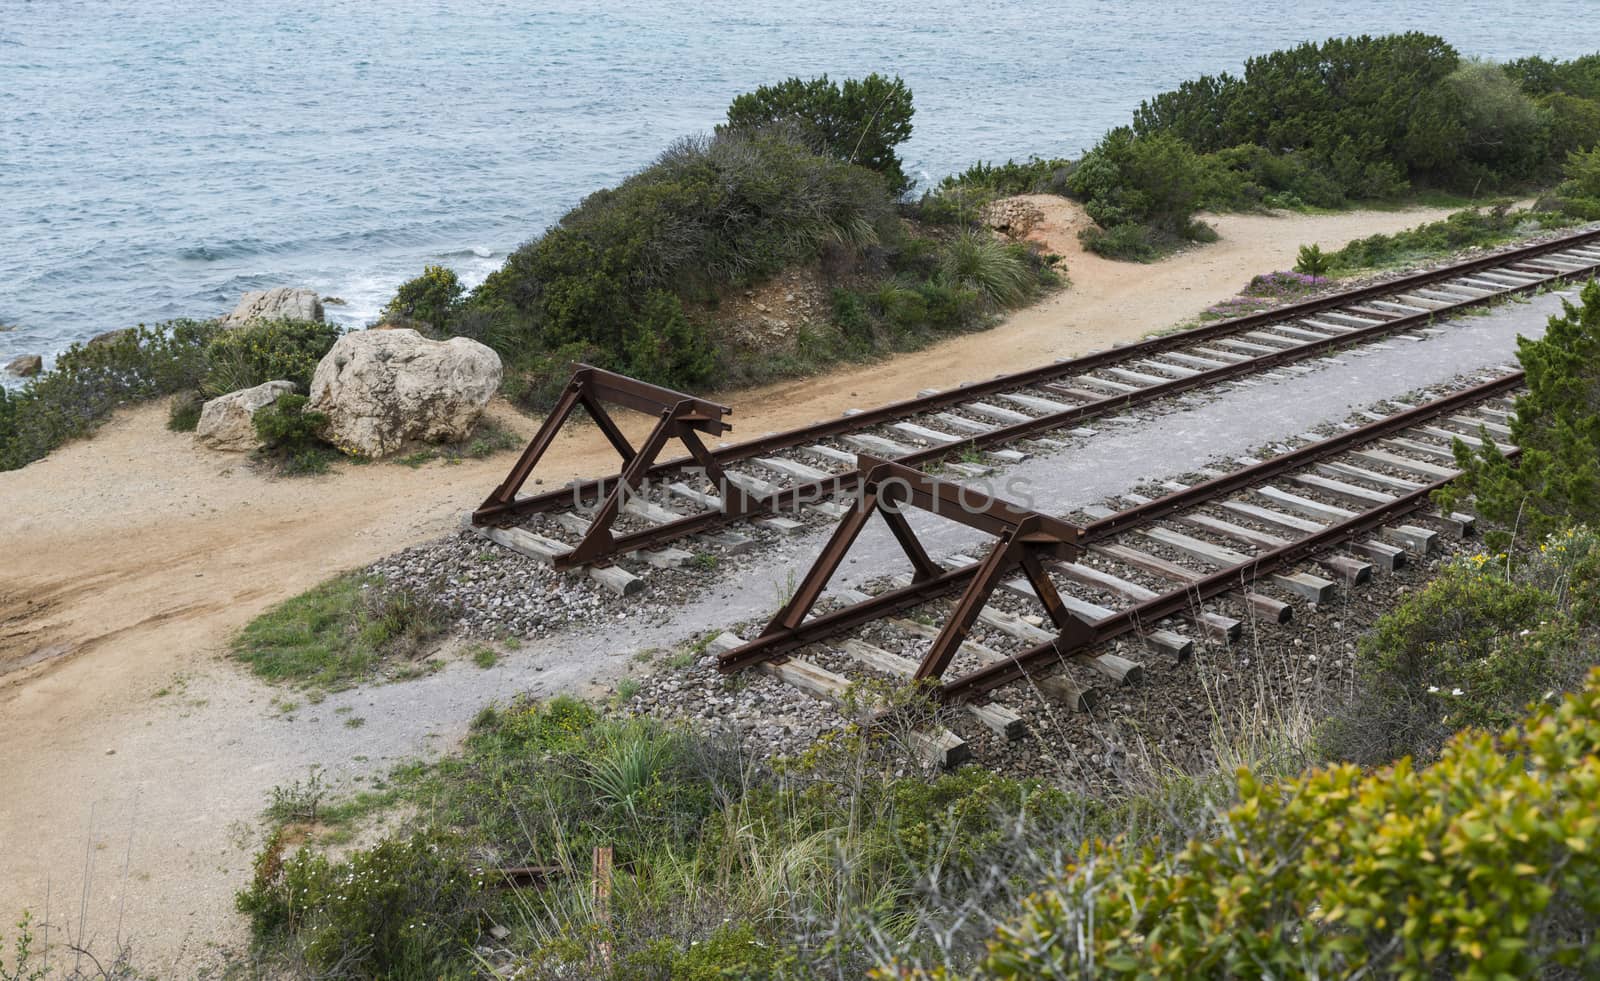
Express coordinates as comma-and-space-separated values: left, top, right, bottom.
1294, 242, 1330, 277
723, 73, 915, 194
1323, 202, 1573, 272
0, 913, 46, 981
251, 393, 336, 475
237, 830, 483, 978
166, 390, 204, 432
0, 319, 217, 470
1323, 556, 1574, 765
1556, 144, 1600, 217
231, 573, 449, 688
622, 290, 717, 390
1078, 221, 1158, 261
1132, 33, 1464, 194
384, 264, 464, 328
1067, 129, 1209, 238
202, 318, 340, 396
981, 670, 1600, 980
1447, 60, 1548, 188
465, 125, 896, 397
1504, 53, 1600, 101
1442, 279, 1600, 549
940, 157, 1071, 197
938, 232, 1036, 306
242, 694, 1080, 976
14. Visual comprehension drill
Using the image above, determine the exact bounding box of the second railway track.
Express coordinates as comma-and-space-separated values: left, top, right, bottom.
705, 369, 1524, 764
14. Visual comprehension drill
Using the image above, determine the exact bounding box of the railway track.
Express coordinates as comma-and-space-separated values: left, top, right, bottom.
472, 226, 1599, 589
704, 370, 1522, 765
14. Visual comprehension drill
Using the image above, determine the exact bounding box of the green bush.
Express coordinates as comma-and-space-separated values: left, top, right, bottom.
723, 73, 915, 194
466, 125, 894, 395
383, 264, 464, 328
251, 393, 335, 475
166, 390, 204, 432
979, 669, 1600, 980
1322, 557, 1569, 765
1078, 221, 1158, 261
1132, 33, 1464, 195
940, 157, 1072, 197
622, 290, 717, 390
237, 830, 483, 977
202, 318, 340, 396
1442, 279, 1600, 548
1294, 242, 1330, 277
0, 319, 218, 470
938, 231, 1035, 306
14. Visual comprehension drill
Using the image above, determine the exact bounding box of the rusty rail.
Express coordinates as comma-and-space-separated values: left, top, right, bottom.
721, 371, 1524, 702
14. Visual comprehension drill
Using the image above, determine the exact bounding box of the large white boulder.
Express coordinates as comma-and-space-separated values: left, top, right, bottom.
196, 380, 297, 451
220, 287, 324, 328
307, 329, 501, 458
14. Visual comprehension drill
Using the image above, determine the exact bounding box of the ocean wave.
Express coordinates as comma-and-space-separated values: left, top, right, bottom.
179, 239, 284, 262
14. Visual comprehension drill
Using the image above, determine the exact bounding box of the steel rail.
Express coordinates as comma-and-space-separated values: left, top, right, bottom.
937, 459, 1514, 702
475, 228, 1596, 563
719, 373, 1523, 697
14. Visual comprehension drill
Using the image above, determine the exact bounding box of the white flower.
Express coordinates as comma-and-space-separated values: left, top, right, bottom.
1451, 688, 1464, 696
1427, 686, 1439, 694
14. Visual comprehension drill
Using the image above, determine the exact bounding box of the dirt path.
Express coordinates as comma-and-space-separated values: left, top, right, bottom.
0, 201, 1464, 966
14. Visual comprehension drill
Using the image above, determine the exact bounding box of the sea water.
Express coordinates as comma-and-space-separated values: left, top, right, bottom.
3, 0, 1595, 366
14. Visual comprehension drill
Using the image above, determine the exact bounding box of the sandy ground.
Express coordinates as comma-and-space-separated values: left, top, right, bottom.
0, 200, 1468, 967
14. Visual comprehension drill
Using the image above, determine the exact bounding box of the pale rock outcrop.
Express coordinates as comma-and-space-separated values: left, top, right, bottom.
981, 198, 1046, 239
307, 329, 501, 458
196, 380, 296, 451
220, 287, 324, 329
87, 328, 135, 347
5, 354, 42, 377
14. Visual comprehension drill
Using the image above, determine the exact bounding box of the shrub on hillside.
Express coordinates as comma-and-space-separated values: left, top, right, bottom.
1441, 279, 1600, 548
1132, 33, 1464, 195
383, 264, 464, 328
0, 319, 217, 470
939, 157, 1072, 197
723, 73, 915, 194
466, 125, 896, 394
252, 393, 335, 475
938, 231, 1036, 306
976, 669, 1600, 980
202, 317, 341, 396
1319, 555, 1579, 765
1322, 202, 1576, 272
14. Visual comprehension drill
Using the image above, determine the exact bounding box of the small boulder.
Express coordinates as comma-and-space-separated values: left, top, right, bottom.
196, 380, 297, 451
5, 354, 42, 378
220, 287, 324, 329
87, 328, 135, 347
307, 329, 501, 458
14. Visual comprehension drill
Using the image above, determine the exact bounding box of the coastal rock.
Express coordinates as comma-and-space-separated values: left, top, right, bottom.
980, 198, 1046, 239
307, 329, 501, 458
5, 354, 42, 377
87, 328, 135, 347
220, 287, 324, 329
196, 380, 296, 451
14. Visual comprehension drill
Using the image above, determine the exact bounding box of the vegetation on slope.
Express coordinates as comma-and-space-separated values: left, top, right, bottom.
393, 75, 1058, 404
1442, 279, 1600, 548
941, 37, 1600, 260
0, 318, 336, 471
977, 671, 1600, 980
